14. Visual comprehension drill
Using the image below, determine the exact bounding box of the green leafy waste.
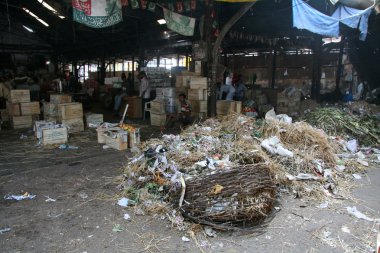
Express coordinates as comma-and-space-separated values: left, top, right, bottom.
305, 108, 380, 146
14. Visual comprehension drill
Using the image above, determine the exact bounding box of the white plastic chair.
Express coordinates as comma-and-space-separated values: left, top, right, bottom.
143, 102, 152, 120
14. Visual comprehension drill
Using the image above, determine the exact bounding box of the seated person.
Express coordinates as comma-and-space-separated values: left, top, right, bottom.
114, 73, 128, 115
167, 94, 192, 128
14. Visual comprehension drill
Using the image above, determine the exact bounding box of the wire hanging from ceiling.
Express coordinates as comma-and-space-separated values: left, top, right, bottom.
5, 0, 11, 32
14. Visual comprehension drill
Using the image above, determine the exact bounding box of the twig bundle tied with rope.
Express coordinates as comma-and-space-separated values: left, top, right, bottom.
177, 163, 276, 230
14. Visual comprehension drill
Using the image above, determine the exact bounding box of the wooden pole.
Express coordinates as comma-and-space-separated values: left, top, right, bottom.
207, 1, 257, 117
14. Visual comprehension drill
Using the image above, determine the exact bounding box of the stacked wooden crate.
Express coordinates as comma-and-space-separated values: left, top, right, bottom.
150, 99, 167, 126
7, 90, 40, 129
58, 102, 84, 133
43, 94, 72, 122
216, 100, 242, 115
276, 91, 301, 114
43, 94, 84, 133
188, 76, 208, 119
252, 89, 272, 115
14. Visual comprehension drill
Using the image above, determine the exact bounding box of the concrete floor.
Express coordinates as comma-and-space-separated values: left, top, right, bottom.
0, 126, 379, 253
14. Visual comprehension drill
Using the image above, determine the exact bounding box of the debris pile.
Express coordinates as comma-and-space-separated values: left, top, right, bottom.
120, 111, 377, 230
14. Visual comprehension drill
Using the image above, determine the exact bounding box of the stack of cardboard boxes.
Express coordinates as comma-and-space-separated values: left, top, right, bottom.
7, 90, 40, 129
216, 100, 242, 115
187, 77, 208, 119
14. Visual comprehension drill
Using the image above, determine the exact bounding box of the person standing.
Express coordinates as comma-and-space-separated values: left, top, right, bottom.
126, 73, 133, 95
234, 75, 247, 101
219, 72, 235, 100
113, 73, 128, 115
139, 71, 151, 117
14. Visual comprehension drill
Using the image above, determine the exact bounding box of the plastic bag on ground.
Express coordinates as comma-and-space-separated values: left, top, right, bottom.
261, 136, 293, 157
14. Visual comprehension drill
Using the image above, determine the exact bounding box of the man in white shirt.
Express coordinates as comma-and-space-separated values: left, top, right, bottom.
219, 72, 235, 100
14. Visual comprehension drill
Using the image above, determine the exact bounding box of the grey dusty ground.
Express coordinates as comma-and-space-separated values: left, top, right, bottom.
0, 127, 379, 253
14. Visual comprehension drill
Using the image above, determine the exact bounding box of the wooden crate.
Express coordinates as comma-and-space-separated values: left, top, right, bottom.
44, 115, 58, 122
0, 109, 9, 121
189, 77, 207, 89
7, 102, 20, 116
85, 113, 103, 127
61, 118, 84, 133
150, 113, 166, 126
128, 129, 141, 148
42, 127, 68, 146
43, 102, 58, 116
188, 89, 207, 101
34, 121, 57, 139
104, 132, 129, 150
9, 90, 30, 103
50, 94, 72, 104
96, 126, 120, 144
216, 101, 241, 115
150, 100, 166, 114
57, 103, 83, 120
11, 115, 33, 129
20, 102, 40, 115
122, 96, 142, 119
199, 100, 207, 113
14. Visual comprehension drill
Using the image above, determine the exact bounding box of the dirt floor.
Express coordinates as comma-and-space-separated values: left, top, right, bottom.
0, 121, 379, 253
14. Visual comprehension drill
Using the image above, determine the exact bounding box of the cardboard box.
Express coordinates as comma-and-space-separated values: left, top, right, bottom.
42, 127, 68, 146
7, 102, 20, 116
96, 125, 120, 144
189, 77, 208, 89
50, 94, 72, 104
61, 118, 84, 133
11, 115, 33, 129
150, 100, 166, 114
150, 113, 166, 126
188, 89, 207, 101
20, 102, 40, 115
9, 90, 30, 103
57, 103, 83, 120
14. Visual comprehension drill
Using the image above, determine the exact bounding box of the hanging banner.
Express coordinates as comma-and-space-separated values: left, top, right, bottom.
72, 0, 123, 28
163, 8, 195, 36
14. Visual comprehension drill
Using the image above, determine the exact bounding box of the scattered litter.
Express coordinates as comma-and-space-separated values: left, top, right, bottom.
261, 136, 294, 157
78, 192, 88, 199
20, 134, 27, 139
335, 165, 346, 172
317, 202, 329, 209
112, 224, 124, 232
209, 184, 224, 195
59, 144, 79, 150
341, 226, 351, 234
102, 145, 111, 150
4, 192, 36, 201
0, 228, 11, 234
346, 206, 380, 222
45, 196, 56, 202
352, 174, 362, 180
287, 173, 320, 181
346, 139, 358, 153
134, 208, 146, 216
181, 236, 190, 242
117, 197, 135, 207
265, 235, 272, 240
123, 213, 131, 220
274, 206, 281, 211
204, 226, 217, 237
356, 159, 369, 167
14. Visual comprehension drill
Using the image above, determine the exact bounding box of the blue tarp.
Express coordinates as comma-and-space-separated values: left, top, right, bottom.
293, 0, 373, 40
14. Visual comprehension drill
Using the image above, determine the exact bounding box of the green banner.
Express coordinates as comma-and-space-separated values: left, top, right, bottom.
163, 8, 195, 36
73, 0, 123, 28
